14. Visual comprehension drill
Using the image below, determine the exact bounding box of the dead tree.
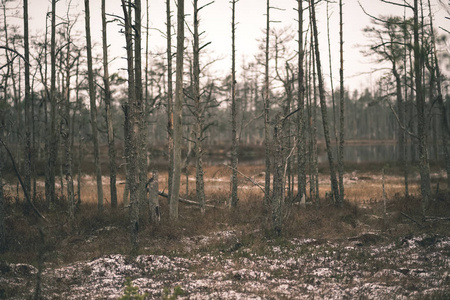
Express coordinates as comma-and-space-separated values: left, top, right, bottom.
309, 0, 340, 204
102, 0, 118, 208
84, 0, 104, 211
230, 0, 239, 208
170, 0, 185, 220
46, 0, 58, 208
296, 0, 307, 201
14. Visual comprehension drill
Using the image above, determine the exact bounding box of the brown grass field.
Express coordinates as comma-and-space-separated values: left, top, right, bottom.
1, 162, 449, 299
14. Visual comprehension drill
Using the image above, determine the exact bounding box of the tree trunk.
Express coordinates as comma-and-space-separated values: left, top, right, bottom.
170, 0, 185, 220
230, 0, 239, 208
297, 0, 306, 201
0, 132, 4, 252
121, 0, 140, 253
337, 0, 345, 206
310, 0, 339, 204
84, 0, 104, 212
102, 0, 118, 209
413, 0, 431, 212
264, 0, 271, 207
46, 0, 58, 208
148, 171, 160, 223
272, 114, 284, 236
192, 0, 205, 213
63, 29, 75, 224
166, 0, 174, 198
23, 0, 32, 199
427, 0, 450, 190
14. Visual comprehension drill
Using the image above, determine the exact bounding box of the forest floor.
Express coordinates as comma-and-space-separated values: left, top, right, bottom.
1, 163, 449, 299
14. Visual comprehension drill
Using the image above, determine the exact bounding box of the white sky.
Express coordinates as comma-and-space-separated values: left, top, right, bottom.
19, 0, 450, 92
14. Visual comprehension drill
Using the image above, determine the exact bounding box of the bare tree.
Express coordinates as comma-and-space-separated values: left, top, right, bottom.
296, 0, 306, 201
264, 0, 271, 207
84, 0, 104, 212
338, 0, 345, 206
166, 0, 174, 200
230, 0, 239, 208
46, 0, 58, 208
413, 0, 431, 212
23, 0, 31, 199
121, 0, 140, 252
170, 0, 185, 220
102, 0, 118, 208
309, 0, 340, 204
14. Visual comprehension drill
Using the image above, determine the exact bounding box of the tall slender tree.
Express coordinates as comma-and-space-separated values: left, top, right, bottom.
166, 0, 174, 201
413, 0, 431, 212
46, 0, 58, 208
102, 0, 118, 208
192, 0, 205, 213
296, 0, 306, 201
230, 0, 239, 208
23, 0, 31, 199
337, 0, 345, 206
121, 0, 140, 252
170, 0, 185, 220
309, 0, 340, 204
264, 0, 271, 207
84, 0, 104, 212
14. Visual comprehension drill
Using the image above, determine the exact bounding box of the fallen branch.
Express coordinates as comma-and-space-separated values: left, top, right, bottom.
424, 216, 450, 221
222, 164, 269, 198
0, 137, 47, 222
400, 212, 422, 227
158, 191, 218, 209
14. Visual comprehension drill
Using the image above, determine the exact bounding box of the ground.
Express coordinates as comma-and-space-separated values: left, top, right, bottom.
0, 163, 449, 299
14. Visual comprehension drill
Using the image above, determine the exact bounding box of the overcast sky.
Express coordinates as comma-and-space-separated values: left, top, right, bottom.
19, 0, 450, 92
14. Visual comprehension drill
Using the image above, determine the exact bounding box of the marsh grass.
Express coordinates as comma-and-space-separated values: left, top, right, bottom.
1, 163, 449, 269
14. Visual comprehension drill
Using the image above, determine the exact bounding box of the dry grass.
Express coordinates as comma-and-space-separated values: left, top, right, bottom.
1, 163, 449, 267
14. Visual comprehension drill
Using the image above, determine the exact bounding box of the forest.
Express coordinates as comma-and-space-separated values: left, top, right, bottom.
0, 0, 449, 299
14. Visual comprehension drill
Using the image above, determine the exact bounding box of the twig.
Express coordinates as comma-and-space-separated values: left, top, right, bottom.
222, 164, 269, 198
158, 191, 218, 209
424, 216, 450, 221
400, 212, 423, 227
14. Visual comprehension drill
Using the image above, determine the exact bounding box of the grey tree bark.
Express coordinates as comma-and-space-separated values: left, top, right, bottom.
310, 0, 340, 204
23, 0, 31, 199
102, 0, 118, 209
296, 0, 306, 201
338, 0, 345, 206
192, 0, 205, 213
46, 0, 58, 208
230, 0, 239, 208
427, 0, 450, 190
170, 0, 185, 220
166, 0, 174, 198
264, 0, 271, 208
84, 0, 104, 212
121, 0, 140, 253
413, 0, 431, 212
62, 20, 75, 224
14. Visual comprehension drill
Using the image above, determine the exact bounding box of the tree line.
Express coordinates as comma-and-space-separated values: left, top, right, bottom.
0, 0, 449, 252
